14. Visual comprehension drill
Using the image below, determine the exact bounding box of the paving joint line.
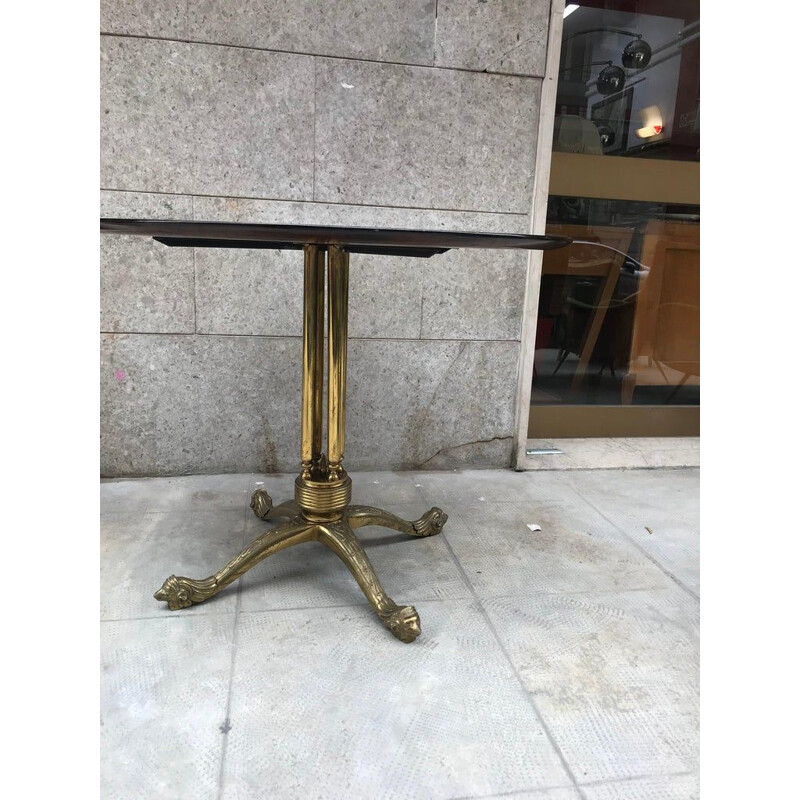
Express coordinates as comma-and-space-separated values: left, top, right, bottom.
577, 769, 698, 789
100, 610, 236, 623
439, 529, 588, 800
567, 485, 699, 601
214, 503, 250, 800
445, 782, 578, 800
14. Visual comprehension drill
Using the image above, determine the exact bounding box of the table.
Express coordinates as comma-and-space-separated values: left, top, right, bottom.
100, 219, 570, 642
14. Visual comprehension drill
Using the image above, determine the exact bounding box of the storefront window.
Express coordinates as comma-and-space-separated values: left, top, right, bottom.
530, 0, 699, 438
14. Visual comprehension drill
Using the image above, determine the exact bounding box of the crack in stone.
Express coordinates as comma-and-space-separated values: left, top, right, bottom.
484, 28, 545, 71
416, 434, 512, 468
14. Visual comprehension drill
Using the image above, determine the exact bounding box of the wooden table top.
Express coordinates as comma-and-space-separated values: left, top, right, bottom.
100, 218, 572, 258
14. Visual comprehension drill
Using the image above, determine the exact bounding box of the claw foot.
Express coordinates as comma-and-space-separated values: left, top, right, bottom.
154, 575, 218, 610
380, 605, 421, 643
413, 507, 448, 537
250, 489, 273, 520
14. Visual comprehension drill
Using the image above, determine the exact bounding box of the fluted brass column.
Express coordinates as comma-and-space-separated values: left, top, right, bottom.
327, 245, 349, 480
300, 245, 325, 479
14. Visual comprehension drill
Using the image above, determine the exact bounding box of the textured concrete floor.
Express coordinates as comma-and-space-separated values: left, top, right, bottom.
100, 468, 699, 800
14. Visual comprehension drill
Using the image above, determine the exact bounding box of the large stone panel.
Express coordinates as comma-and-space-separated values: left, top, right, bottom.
101, 333, 301, 476
100, 37, 314, 199
187, 0, 435, 65
100, 191, 195, 333
100, 0, 185, 38
435, 0, 551, 77
314, 58, 540, 213
101, 334, 519, 475
345, 338, 519, 470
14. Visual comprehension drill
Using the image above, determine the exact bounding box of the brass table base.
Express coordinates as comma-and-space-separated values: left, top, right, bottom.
154, 243, 449, 642
155, 487, 446, 642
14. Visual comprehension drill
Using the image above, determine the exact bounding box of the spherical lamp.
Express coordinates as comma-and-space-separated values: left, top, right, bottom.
622, 37, 652, 69
596, 64, 625, 96
596, 124, 616, 149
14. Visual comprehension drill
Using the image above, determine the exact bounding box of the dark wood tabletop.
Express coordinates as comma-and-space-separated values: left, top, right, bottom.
100, 218, 572, 258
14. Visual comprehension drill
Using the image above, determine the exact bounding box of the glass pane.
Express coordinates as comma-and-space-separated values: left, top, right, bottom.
530, 0, 699, 437
533, 198, 699, 407
556, 1, 699, 162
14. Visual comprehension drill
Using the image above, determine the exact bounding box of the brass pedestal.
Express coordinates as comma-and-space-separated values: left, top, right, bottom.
154, 244, 447, 642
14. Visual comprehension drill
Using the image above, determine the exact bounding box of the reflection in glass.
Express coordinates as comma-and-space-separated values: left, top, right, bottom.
555, 1, 699, 161
533, 199, 699, 407
531, 0, 699, 438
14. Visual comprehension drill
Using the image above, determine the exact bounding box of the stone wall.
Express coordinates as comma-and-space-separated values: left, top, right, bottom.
100, 0, 554, 476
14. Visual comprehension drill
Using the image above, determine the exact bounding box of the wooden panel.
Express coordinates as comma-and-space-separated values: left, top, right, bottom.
529, 404, 699, 438
549, 152, 699, 205
627, 221, 700, 395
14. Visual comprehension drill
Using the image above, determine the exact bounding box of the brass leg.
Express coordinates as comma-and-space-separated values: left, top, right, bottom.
301, 245, 326, 479
346, 505, 448, 538
250, 489, 302, 523
154, 519, 314, 610
327, 245, 349, 481
316, 520, 422, 643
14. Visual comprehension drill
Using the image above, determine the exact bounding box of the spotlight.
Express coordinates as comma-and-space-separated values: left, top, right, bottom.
596, 124, 616, 148
596, 64, 625, 96
622, 37, 652, 69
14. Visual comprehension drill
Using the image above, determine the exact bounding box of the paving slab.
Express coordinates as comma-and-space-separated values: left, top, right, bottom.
221, 602, 572, 800
99, 468, 700, 799
484, 588, 699, 784
100, 614, 236, 799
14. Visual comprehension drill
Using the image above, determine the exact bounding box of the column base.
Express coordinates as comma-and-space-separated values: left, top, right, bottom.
294, 471, 352, 522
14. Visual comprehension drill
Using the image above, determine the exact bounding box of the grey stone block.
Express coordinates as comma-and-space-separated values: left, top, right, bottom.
100, 473, 266, 514
100, 37, 314, 199
346, 338, 519, 470
100, 334, 519, 475
191, 194, 530, 232
101, 189, 193, 220
100, 191, 195, 333
421, 248, 529, 341
101, 333, 301, 476
410, 466, 576, 506
486, 588, 700, 783
499, 792, 581, 800
314, 58, 540, 213
100, 614, 235, 799
344, 470, 428, 506
100, 0, 185, 38
195, 248, 303, 336
194, 246, 423, 339
222, 602, 571, 798
435, 0, 551, 76
187, 0, 435, 65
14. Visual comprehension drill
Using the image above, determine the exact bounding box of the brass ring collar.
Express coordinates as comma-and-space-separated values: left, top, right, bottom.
295, 473, 352, 521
